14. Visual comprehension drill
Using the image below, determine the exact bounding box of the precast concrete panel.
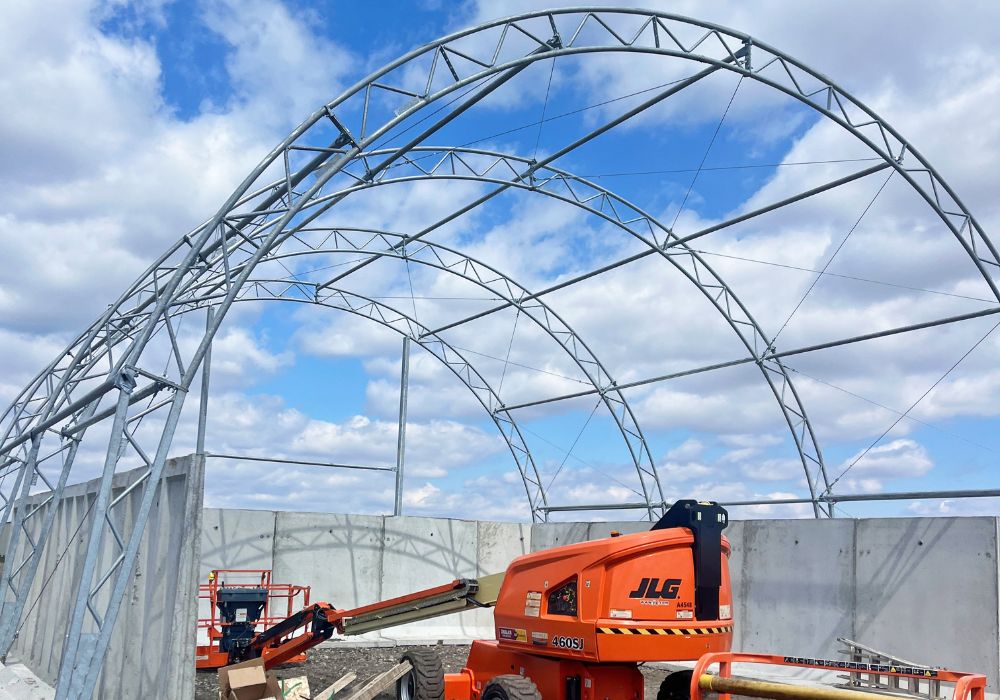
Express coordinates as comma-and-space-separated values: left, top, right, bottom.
855, 517, 999, 693
200, 508, 276, 574
272, 512, 385, 643
380, 516, 478, 641
529, 523, 589, 551
10, 456, 202, 699
471, 521, 531, 636
722, 520, 745, 650
738, 518, 855, 657
272, 512, 384, 609
477, 521, 530, 575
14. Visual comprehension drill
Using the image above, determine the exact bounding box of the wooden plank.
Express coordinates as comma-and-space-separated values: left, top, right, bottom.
313, 671, 358, 700
342, 662, 412, 700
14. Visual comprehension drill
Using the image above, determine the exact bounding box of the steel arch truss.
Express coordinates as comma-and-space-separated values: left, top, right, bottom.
0, 8, 997, 698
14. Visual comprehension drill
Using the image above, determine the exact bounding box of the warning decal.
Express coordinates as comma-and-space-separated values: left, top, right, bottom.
783, 657, 938, 678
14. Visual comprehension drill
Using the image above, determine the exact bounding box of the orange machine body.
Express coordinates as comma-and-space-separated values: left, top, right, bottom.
447, 518, 733, 699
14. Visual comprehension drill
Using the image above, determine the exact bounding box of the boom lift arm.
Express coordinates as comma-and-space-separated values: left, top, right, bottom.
249, 574, 505, 669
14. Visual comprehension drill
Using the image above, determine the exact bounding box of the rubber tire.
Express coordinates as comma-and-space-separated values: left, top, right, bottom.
657, 670, 694, 700
396, 649, 445, 700
482, 675, 542, 700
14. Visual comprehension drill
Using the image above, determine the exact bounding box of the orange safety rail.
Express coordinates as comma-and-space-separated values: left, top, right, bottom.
195, 569, 311, 669
691, 652, 986, 700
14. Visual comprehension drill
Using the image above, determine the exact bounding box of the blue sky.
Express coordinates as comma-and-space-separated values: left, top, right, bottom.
2, 0, 999, 521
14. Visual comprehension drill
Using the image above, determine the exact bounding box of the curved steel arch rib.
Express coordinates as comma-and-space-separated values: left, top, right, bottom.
6, 8, 998, 515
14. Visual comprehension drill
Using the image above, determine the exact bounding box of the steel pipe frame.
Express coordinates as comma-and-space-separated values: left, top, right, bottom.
182, 147, 887, 512
0, 20, 976, 524
0, 10, 996, 695
539, 487, 1000, 513
170, 146, 896, 520
203, 135, 871, 511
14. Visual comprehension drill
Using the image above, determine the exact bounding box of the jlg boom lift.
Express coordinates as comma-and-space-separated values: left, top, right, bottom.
213, 500, 987, 700
219, 500, 731, 700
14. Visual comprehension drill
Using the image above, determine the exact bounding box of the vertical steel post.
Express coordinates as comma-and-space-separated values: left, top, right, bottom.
393, 336, 410, 517
196, 308, 213, 457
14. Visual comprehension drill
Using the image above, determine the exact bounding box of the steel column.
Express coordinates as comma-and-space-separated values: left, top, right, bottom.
394, 336, 410, 517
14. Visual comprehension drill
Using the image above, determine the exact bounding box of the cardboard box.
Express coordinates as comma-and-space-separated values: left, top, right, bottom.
218, 658, 282, 700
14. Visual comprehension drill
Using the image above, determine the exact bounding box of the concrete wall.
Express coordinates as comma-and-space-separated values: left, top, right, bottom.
201, 510, 1000, 692
9, 456, 204, 699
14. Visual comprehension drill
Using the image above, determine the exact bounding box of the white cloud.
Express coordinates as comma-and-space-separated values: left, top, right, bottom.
200, 0, 355, 126
838, 438, 933, 480
204, 327, 293, 377
665, 437, 703, 461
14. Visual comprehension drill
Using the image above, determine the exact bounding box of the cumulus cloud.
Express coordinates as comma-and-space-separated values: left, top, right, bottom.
838, 439, 933, 480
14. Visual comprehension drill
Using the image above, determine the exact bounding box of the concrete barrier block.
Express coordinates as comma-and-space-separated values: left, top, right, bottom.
529, 523, 589, 551
270, 512, 385, 644
738, 518, 855, 656
477, 521, 530, 575
11, 457, 202, 699
199, 508, 276, 644
380, 516, 479, 641
855, 517, 999, 692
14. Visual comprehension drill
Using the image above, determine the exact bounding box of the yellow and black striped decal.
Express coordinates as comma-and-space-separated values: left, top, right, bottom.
597, 625, 733, 636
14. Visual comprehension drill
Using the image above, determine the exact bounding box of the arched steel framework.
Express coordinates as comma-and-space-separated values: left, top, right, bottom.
0, 9, 996, 697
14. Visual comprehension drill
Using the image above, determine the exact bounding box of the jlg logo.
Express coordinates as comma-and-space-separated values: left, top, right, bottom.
628, 577, 682, 599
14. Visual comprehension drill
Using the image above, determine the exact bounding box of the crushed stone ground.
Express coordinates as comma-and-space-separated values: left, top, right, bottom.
194, 642, 674, 699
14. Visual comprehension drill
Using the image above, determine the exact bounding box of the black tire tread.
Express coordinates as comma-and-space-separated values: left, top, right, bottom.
483, 674, 542, 700
398, 649, 445, 700
657, 670, 693, 700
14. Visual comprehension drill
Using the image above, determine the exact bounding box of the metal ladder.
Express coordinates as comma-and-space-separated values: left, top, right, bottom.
837, 638, 944, 700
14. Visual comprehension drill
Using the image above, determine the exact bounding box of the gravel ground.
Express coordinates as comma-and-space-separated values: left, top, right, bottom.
195, 643, 676, 699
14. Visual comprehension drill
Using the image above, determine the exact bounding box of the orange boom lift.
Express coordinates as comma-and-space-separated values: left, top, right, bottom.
222, 500, 733, 700
215, 500, 986, 700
